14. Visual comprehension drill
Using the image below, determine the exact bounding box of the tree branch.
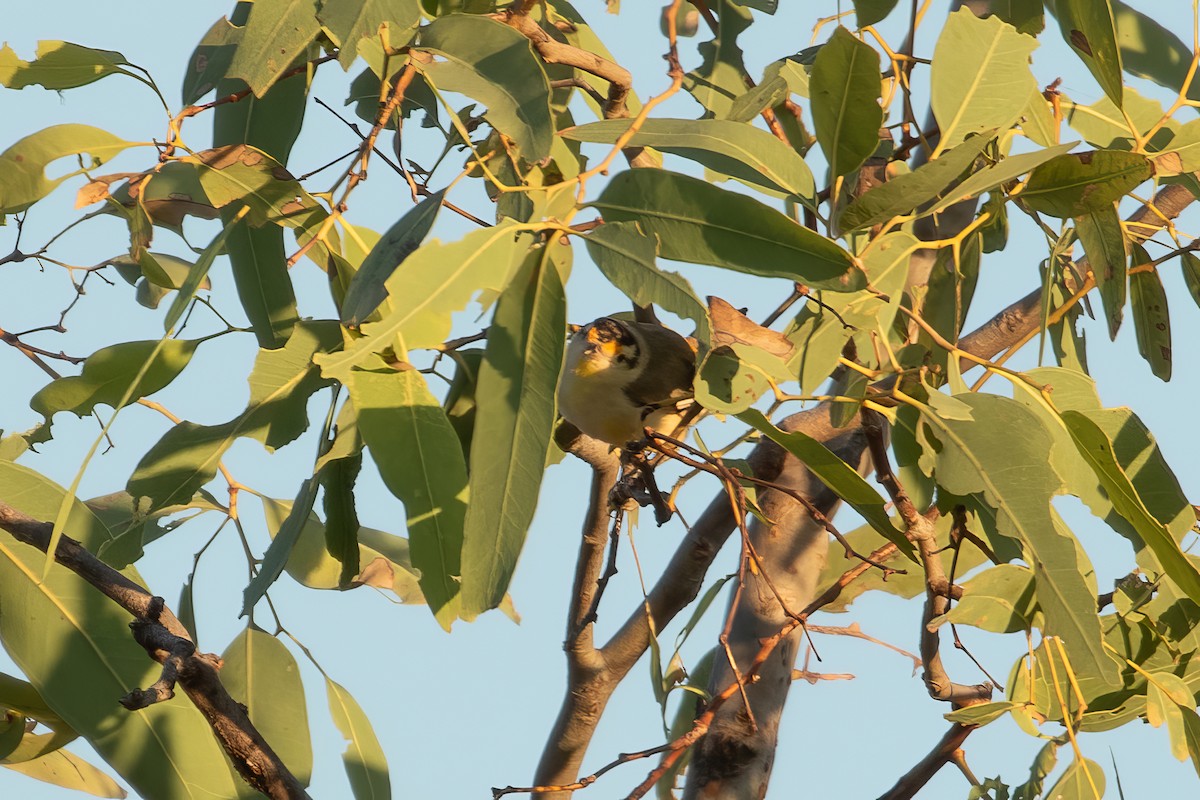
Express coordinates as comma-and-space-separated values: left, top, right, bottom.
0, 501, 310, 800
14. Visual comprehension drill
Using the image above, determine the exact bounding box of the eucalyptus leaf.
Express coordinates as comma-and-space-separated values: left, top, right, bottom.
809, 26, 881, 178
590, 170, 864, 291
460, 248, 565, 618
931, 9, 1038, 148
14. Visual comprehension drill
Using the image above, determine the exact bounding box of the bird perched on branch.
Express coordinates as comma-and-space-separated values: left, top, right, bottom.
557, 316, 696, 449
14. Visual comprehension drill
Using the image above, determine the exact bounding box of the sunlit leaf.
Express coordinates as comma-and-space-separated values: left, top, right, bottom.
26, 339, 200, 446
931, 564, 1038, 633
1060, 410, 1200, 604
348, 366, 467, 629
221, 626, 312, 794
931, 9, 1038, 148
316, 221, 527, 380
3, 749, 126, 798
0, 125, 135, 214
839, 134, 992, 231
0, 41, 137, 91
127, 322, 340, 509
1044, 757, 1105, 799
460, 247, 565, 618
1018, 150, 1151, 217
0, 463, 237, 798
922, 393, 1120, 687
226, 0, 321, 97
326, 677, 391, 799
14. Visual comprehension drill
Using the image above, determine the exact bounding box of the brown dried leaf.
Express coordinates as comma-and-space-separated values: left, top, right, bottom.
708, 295, 795, 359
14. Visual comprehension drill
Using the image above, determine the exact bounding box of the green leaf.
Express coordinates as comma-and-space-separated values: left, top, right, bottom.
738, 409, 915, 559
1021, 90, 1057, 147
925, 142, 1077, 217
809, 26, 882, 178
932, 564, 1038, 633
27, 339, 200, 445
1019, 150, 1151, 217
0, 463, 238, 798
460, 247, 565, 618
226, 0, 321, 97
1054, 0, 1124, 107
182, 15, 241, 103
839, 134, 992, 231
853, 0, 900, 27
0, 124, 135, 214
931, 9, 1038, 149
128, 322, 340, 509
1062, 89, 1171, 150
220, 626, 312, 793
943, 700, 1018, 726
213, 24, 311, 346
326, 677, 391, 800
922, 393, 1119, 687
1153, 119, 1200, 176
243, 478, 319, 615
1044, 757, 1105, 799
317, 222, 527, 379
319, 0, 421, 68
1112, 0, 1198, 102
321, 453, 363, 587
341, 189, 445, 326
418, 14, 553, 160
584, 222, 710, 343
723, 76, 789, 123
183, 145, 321, 227
1181, 251, 1200, 311
0, 41, 137, 91
1074, 204, 1127, 340
991, 0, 1045, 35
682, 0, 752, 118
1060, 410, 1200, 604
561, 118, 815, 202
785, 230, 913, 393
164, 209, 248, 332
348, 366, 467, 629
3, 750, 125, 798
261, 495, 423, 602
591, 170, 864, 291
1129, 264, 1172, 381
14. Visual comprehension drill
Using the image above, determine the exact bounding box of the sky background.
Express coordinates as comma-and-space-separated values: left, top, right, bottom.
2, 1, 1200, 798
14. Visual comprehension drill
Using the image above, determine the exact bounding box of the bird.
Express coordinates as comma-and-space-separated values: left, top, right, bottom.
557, 316, 696, 448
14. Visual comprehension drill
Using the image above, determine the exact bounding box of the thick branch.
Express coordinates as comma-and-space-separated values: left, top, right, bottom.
0, 501, 309, 800
501, 10, 656, 168
957, 182, 1197, 364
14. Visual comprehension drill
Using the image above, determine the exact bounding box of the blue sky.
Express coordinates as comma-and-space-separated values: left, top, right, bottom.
2, 2, 1200, 798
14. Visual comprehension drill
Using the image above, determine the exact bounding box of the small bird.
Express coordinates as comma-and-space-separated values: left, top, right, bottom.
557, 317, 696, 448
